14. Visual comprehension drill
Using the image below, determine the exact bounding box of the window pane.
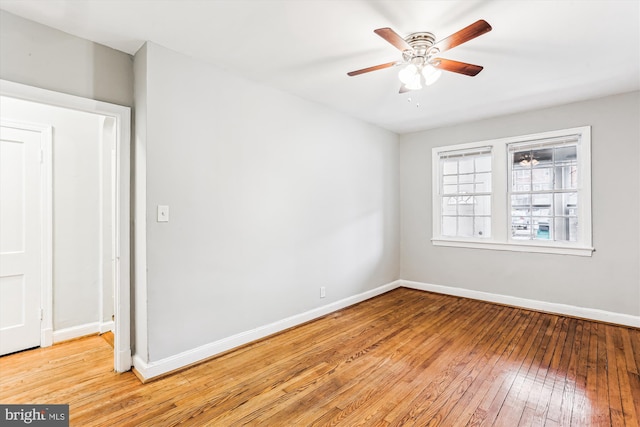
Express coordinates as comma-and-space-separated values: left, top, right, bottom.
532, 168, 553, 191
554, 193, 578, 216
442, 197, 457, 215
511, 194, 531, 208
459, 183, 474, 193
442, 160, 457, 175
512, 219, 531, 239
532, 193, 552, 217
458, 216, 474, 237
459, 158, 474, 174
475, 172, 491, 192
443, 174, 457, 195
512, 169, 531, 192
512, 191, 531, 239
555, 145, 577, 163
532, 217, 551, 240
554, 146, 577, 190
475, 196, 491, 216
554, 217, 578, 242
457, 174, 473, 193
555, 165, 577, 190
443, 175, 457, 184
475, 156, 491, 172
532, 207, 551, 217
443, 184, 457, 194
475, 217, 491, 238
458, 197, 474, 216
532, 148, 553, 165
442, 216, 457, 236
511, 217, 530, 231
532, 193, 551, 206
512, 150, 532, 167
512, 207, 530, 220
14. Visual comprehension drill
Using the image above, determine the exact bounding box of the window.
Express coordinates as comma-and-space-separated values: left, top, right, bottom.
432, 127, 593, 256
439, 147, 492, 239
509, 140, 578, 242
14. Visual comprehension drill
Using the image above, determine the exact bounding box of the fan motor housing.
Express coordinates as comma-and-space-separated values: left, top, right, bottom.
405, 32, 436, 49
403, 32, 437, 63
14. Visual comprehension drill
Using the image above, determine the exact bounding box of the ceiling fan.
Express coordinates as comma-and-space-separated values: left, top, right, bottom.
347, 20, 492, 93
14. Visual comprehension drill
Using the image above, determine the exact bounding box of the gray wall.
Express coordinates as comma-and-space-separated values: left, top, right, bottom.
0, 10, 134, 107
135, 42, 400, 362
400, 91, 640, 316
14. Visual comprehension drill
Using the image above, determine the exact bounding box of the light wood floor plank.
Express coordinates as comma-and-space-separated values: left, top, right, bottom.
1, 288, 638, 426
468, 311, 543, 426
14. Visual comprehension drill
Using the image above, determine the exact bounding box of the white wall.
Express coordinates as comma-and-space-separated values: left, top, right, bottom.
400, 91, 640, 317
0, 96, 113, 330
135, 42, 400, 363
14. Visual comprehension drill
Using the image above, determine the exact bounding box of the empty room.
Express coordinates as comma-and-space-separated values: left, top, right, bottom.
0, 1, 638, 426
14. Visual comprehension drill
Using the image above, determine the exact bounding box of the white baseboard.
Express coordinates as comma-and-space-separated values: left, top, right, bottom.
52, 320, 115, 344
401, 280, 640, 328
133, 280, 401, 381
100, 320, 115, 334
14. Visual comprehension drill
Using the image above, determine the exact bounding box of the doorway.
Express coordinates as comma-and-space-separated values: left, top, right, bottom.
0, 80, 131, 372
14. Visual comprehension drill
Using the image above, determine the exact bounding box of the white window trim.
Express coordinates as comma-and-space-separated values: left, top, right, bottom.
432, 126, 593, 257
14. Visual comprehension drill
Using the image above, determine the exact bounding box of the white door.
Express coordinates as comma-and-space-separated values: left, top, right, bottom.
0, 124, 43, 355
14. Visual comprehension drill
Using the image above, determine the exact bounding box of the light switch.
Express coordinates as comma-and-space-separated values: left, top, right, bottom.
157, 205, 169, 222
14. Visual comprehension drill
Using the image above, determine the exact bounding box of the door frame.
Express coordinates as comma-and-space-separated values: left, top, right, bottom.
0, 79, 132, 373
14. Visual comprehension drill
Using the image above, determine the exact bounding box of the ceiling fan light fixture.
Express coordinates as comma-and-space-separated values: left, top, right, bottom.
398, 63, 419, 84
348, 20, 492, 93
422, 64, 442, 86
405, 76, 422, 91
398, 63, 423, 90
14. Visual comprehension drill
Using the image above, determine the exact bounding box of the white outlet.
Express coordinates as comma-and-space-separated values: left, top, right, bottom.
320, 286, 326, 298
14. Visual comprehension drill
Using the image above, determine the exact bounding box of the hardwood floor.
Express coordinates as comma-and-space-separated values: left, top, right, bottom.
1, 288, 638, 426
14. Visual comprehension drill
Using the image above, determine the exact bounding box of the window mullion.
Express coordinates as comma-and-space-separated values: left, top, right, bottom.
491, 141, 508, 242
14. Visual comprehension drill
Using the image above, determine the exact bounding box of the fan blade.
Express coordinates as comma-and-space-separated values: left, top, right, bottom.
433, 58, 484, 76
374, 27, 412, 52
347, 61, 399, 76
432, 19, 492, 53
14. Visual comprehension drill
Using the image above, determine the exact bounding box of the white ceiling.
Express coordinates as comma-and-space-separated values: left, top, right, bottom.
1, 0, 639, 134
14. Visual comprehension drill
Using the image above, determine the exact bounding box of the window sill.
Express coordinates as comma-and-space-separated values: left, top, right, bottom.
431, 238, 594, 257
